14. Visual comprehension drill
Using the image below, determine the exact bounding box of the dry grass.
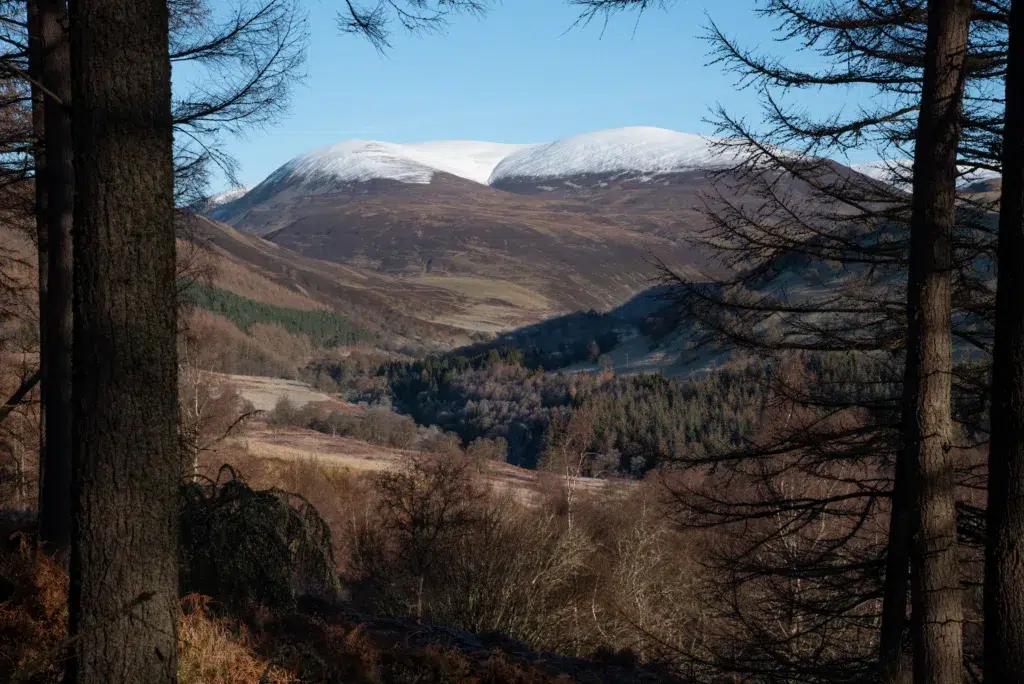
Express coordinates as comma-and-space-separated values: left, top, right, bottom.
207, 252, 325, 311
428, 304, 544, 334
414, 275, 552, 310
0, 539, 68, 684
228, 422, 618, 505
213, 373, 358, 413
243, 434, 405, 473
179, 595, 295, 684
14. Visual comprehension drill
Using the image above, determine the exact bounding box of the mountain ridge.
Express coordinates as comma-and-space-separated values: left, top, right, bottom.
201, 125, 903, 341
210, 126, 736, 209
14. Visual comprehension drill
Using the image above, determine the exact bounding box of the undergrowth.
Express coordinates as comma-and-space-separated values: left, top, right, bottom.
2, 462, 661, 683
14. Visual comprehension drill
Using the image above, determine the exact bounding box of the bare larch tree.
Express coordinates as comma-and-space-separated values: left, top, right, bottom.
904, 1, 975, 682
564, 0, 1005, 681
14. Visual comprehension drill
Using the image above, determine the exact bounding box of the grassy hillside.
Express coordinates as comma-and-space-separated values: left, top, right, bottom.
181, 281, 374, 347
188, 216, 473, 350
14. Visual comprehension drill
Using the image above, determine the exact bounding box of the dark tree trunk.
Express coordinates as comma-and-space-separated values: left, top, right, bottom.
902, 0, 973, 682
880, 456, 916, 683
34, 0, 74, 558
26, 0, 47, 487
983, 0, 1024, 678
65, 0, 179, 679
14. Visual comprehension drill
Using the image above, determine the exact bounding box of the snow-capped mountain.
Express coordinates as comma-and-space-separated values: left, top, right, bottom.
208, 185, 252, 206
850, 159, 1000, 189
188, 127, 1005, 341
260, 139, 536, 190
488, 127, 735, 184
201, 126, 763, 319
210, 126, 1001, 211
200, 125, 1003, 334
214, 127, 737, 206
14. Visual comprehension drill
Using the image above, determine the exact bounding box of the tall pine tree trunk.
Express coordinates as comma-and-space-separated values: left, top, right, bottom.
902, 0, 973, 681
65, 0, 179, 679
983, 0, 1024, 678
26, 0, 47, 490
34, 0, 73, 558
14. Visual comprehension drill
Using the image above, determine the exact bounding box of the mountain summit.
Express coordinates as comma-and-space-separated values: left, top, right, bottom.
202, 126, 867, 333
258, 139, 535, 188
212, 126, 730, 205
489, 127, 734, 184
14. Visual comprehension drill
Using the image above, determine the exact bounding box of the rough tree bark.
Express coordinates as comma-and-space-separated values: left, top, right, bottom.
26, 0, 47, 493
901, 0, 973, 681
65, 0, 179, 679
33, 0, 74, 558
983, 0, 1024, 678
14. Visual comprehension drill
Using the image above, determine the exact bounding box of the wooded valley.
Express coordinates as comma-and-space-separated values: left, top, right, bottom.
2, 0, 1024, 681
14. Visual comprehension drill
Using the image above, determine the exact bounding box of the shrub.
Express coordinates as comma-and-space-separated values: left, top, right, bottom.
363, 407, 419, 449
179, 466, 340, 610
267, 397, 300, 427
346, 455, 602, 654
466, 437, 508, 468
417, 430, 463, 459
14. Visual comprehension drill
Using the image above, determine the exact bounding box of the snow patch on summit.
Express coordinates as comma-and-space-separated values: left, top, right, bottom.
207, 185, 252, 206
488, 127, 732, 183
851, 159, 1001, 189
265, 140, 536, 188
399, 141, 542, 184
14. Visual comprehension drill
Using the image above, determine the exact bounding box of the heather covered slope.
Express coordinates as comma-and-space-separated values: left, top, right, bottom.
185, 215, 476, 346
204, 126, 866, 331
208, 169, 703, 314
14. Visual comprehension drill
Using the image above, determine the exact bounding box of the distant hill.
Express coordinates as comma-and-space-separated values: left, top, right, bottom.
183, 215, 474, 351
205, 126, 877, 337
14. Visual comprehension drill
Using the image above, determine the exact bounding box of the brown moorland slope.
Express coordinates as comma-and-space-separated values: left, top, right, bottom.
212, 172, 712, 317
184, 215, 475, 346
208, 145, 874, 340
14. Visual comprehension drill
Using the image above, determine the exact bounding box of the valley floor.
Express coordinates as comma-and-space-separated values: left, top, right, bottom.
217, 371, 622, 502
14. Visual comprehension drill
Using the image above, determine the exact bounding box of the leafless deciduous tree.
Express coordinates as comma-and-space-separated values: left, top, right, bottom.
170, 0, 306, 206
564, 0, 1004, 681
336, 0, 491, 51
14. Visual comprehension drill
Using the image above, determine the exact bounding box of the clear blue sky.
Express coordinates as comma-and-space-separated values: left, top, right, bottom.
194, 0, 875, 192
